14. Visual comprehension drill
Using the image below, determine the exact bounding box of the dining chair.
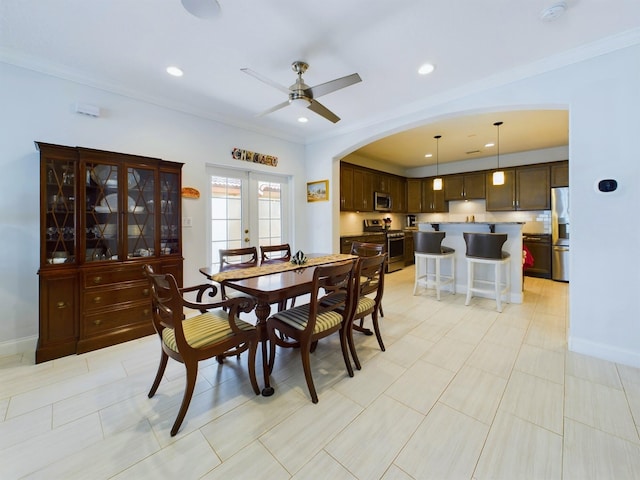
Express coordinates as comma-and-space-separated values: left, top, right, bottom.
350, 240, 384, 257
260, 243, 292, 263
143, 264, 259, 436
260, 243, 297, 310
350, 240, 385, 318
218, 247, 259, 303
345, 254, 387, 370
266, 260, 356, 403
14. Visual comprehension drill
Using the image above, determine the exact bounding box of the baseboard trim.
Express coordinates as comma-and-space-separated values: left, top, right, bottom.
569, 335, 640, 369
0, 335, 37, 358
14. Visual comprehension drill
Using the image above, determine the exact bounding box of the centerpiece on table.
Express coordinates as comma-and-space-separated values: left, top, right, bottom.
291, 250, 308, 265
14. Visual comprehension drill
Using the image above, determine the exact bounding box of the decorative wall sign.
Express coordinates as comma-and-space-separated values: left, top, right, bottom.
307, 180, 329, 202
231, 147, 278, 167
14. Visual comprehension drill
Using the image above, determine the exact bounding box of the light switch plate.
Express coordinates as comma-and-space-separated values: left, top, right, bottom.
182, 217, 192, 227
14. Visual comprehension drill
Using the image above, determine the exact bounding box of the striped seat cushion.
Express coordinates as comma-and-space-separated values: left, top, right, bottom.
162, 310, 255, 353
322, 294, 376, 316
354, 297, 376, 315
271, 305, 343, 334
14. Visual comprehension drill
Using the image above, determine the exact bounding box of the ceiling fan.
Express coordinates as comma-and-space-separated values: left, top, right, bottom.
241, 61, 362, 123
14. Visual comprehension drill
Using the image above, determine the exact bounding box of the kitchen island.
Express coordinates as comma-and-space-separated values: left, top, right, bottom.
417, 222, 524, 303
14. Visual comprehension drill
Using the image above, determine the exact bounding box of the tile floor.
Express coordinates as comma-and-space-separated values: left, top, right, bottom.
1, 267, 640, 479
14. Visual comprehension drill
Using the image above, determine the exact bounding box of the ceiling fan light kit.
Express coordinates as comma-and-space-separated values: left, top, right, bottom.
242, 61, 361, 123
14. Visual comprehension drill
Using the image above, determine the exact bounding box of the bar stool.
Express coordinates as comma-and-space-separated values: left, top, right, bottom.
463, 232, 510, 312
413, 231, 455, 300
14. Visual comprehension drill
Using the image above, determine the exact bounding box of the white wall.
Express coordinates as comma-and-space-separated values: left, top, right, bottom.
306, 43, 640, 368
0, 62, 306, 355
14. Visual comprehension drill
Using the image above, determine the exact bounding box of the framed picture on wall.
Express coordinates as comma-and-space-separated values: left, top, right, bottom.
306, 180, 329, 202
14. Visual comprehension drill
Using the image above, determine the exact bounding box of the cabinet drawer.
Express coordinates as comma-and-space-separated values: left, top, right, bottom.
82, 262, 157, 288
83, 282, 150, 312
83, 302, 152, 335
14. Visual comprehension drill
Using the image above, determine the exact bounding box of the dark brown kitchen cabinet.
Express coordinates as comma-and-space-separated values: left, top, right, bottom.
486, 165, 550, 211
375, 173, 390, 193
340, 163, 373, 212
485, 169, 517, 211
516, 164, 550, 210
390, 176, 406, 212
36, 142, 183, 363
353, 168, 374, 211
340, 163, 354, 211
422, 177, 448, 213
406, 178, 422, 213
404, 231, 415, 266
551, 161, 569, 187
444, 172, 485, 201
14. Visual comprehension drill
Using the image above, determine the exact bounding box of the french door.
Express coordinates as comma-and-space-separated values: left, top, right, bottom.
206, 166, 290, 266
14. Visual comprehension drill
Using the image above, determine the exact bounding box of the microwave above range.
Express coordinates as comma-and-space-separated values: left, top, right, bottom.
374, 191, 392, 211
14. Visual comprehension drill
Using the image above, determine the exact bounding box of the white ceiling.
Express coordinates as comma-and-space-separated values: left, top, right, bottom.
2, 0, 639, 167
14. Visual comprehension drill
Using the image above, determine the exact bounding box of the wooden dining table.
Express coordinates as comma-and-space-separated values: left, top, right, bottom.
199, 253, 357, 396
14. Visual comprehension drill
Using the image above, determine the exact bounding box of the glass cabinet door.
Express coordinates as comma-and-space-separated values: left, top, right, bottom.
85, 163, 120, 262
160, 171, 180, 255
126, 166, 155, 259
44, 158, 76, 264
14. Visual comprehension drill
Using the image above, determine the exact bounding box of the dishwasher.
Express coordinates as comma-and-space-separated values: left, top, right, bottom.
522, 234, 552, 279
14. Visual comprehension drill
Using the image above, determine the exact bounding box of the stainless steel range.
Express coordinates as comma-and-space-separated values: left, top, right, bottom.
363, 219, 405, 273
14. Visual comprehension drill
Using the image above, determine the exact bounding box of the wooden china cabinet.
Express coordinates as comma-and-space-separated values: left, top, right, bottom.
36, 142, 183, 363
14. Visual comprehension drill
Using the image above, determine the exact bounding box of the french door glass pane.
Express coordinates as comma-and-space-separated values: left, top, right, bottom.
208, 170, 288, 267
257, 181, 283, 247
210, 175, 244, 265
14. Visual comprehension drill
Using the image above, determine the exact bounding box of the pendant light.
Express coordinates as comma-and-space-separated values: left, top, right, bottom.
492, 121, 505, 186
433, 135, 443, 190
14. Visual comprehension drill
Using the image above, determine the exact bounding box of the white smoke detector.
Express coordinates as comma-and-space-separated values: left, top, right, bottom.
540, 1, 568, 22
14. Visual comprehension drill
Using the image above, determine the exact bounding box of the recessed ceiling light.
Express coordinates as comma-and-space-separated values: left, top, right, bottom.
166, 66, 184, 77
297, 116, 309, 123
485, 142, 495, 148
418, 63, 435, 75
424, 153, 433, 158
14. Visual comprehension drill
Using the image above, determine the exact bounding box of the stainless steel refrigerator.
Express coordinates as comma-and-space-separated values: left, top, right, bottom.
551, 187, 570, 282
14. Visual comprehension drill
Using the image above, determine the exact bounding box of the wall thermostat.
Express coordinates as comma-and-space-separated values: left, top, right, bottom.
598, 179, 618, 192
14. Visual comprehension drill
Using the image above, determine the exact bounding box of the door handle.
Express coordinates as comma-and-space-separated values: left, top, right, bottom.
244, 237, 250, 243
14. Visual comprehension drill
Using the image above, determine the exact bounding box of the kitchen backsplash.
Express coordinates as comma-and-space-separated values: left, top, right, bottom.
340, 200, 551, 235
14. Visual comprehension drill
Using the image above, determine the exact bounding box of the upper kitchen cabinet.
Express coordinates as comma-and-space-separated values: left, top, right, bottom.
485, 168, 516, 211
340, 163, 354, 211
485, 164, 550, 211
444, 172, 485, 201
374, 173, 390, 193
517, 164, 550, 210
551, 161, 569, 187
389, 176, 406, 212
422, 177, 448, 213
353, 167, 374, 212
406, 178, 422, 213
36, 142, 183, 363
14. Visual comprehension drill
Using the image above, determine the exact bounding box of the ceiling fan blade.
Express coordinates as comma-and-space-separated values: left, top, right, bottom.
256, 100, 291, 117
305, 73, 362, 99
307, 100, 340, 123
181, 0, 220, 19
241, 68, 291, 95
